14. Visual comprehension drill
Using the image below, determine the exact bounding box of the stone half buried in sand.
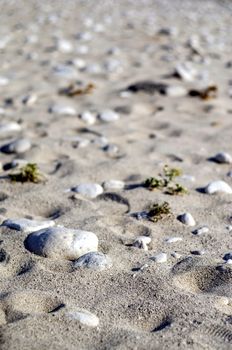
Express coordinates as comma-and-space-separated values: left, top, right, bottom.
72, 183, 104, 198
67, 308, 99, 327
74, 252, 112, 270
24, 227, 98, 260
204, 180, 232, 194
1, 218, 55, 233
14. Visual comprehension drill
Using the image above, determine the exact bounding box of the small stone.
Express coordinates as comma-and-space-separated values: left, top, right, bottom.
76, 32, 92, 42
0, 77, 9, 86
103, 180, 125, 191
151, 252, 167, 263
191, 250, 205, 256
192, 226, 209, 235
76, 45, 89, 55
133, 236, 151, 251
204, 181, 232, 194
56, 39, 73, 53
0, 122, 22, 134
67, 308, 99, 327
72, 58, 86, 70
165, 85, 187, 97
21, 94, 37, 106
223, 252, 232, 261
74, 252, 112, 270
24, 227, 98, 260
49, 105, 76, 116
177, 213, 196, 226
98, 110, 120, 122
171, 252, 182, 259
53, 65, 78, 79
165, 237, 183, 243
79, 111, 96, 125
1, 138, 31, 154
175, 63, 197, 82
212, 152, 232, 164
227, 171, 232, 178
2, 218, 55, 232
72, 183, 103, 198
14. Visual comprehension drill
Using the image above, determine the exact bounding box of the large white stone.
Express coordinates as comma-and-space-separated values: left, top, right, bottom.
204, 180, 232, 194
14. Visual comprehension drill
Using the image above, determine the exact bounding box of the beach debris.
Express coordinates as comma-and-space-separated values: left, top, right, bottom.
177, 213, 196, 226
2, 218, 55, 232
59, 83, 95, 97
9, 163, 44, 183
67, 308, 99, 327
151, 252, 167, 263
98, 110, 120, 122
133, 236, 151, 250
147, 202, 172, 223
165, 237, 182, 243
102, 180, 125, 191
1, 138, 31, 154
188, 85, 218, 100
72, 183, 103, 198
204, 180, 232, 194
211, 152, 232, 164
192, 226, 209, 235
74, 252, 112, 270
24, 227, 98, 260
124, 81, 167, 95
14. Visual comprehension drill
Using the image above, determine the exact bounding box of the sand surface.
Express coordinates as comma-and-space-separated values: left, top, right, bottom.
1, 0, 232, 349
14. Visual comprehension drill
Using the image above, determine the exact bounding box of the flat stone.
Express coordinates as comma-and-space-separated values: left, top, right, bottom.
2, 218, 55, 233
1, 138, 31, 154
72, 183, 103, 198
67, 308, 99, 327
74, 252, 112, 270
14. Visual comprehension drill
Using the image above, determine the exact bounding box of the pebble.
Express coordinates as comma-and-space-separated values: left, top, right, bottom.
133, 236, 151, 251
192, 226, 209, 235
103, 180, 125, 191
1, 138, 31, 154
165, 237, 183, 243
72, 183, 104, 198
191, 250, 205, 256
0, 122, 22, 134
151, 252, 167, 263
74, 252, 112, 270
21, 94, 37, 106
79, 111, 96, 125
76, 45, 89, 55
67, 308, 99, 327
0, 77, 9, 86
72, 58, 86, 70
49, 105, 76, 116
223, 252, 232, 261
76, 32, 92, 42
175, 63, 197, 82
227, 171, 232, 178
56, 39, 73, 53
25, 227, 98, 260
53, 65, 78, 79
165, 85, 187, 97
212, 152, 232, 164
171, 252, 182, 259
2, 218, 55, 232
177, 213, 196, 226
204, 180, 232, 194
98, 110, 120, 122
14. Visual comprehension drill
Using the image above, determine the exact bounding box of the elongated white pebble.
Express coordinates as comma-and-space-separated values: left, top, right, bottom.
72, 183, 103, 198
165, 237, 183, 243
67, 308, 99, 327
103, 180, 125, 191
192, 226, 209, 235
98, 110, 120, 122
151, 252, 167, 263
0, 122, 22, 134
24, 227, 98, 260
49, 105, 76, 116
177, 213, 196, 226
2, 218, 55, 232
204, 181, 232, 194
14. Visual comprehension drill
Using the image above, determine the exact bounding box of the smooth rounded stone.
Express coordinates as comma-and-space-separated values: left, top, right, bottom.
192, 226, 209, 235
25, 227, 98, 260
2, 218, 55, 232
223, 252, 232, 261
226, 259, 232, 265
180, 174, 195, 182
79, 111, 96, 125
133, 236, 151, 251
98, 110, 120, 123
67, 308, 99, 327
53, 65, 78, 79
0, 76, 9, 86
165, 237, 183, 243
72, 58, 86, 70
49, 105, 76, 116
56, 39, 73, 53
74, 252, 112, 270
72, 183, 103, 198
1, 138, 31, 154
175, 63, 197, 82
11, 159, 28, 168
151, 252, 167, 263
21, 94, 37, 106
191, 250, 205, 256
212, 152, 232, 164
0, 122, 22, 134
227, 171, 232, 178
103, 180, 125, 191
177, 213, 196, 226
204, 181, 232, 194
76, 45, 89, 55
165, 85, 187, 97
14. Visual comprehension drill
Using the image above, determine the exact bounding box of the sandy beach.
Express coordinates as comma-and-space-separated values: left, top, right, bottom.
1, 0, 232, 349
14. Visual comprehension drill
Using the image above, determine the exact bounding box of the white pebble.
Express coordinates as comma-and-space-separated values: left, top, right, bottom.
53, 65, 78, 79
151, 252, 167, 263
72, 58, 86, 70
204, 181, 232, 194
57, 39, 73, 53
79, 111, 96, 125
1, 138, 31, 154
165, 85, 187, 97
133, 236, 151, 251
98, 110, 120, 122
177, 213, 196, 226
192, 226, 209, 235
72, 183, 103, 198
49, 105, 76, 116
165, 237, 183, 243
74, 252, 112, 270
67, 309, 99, 327
175, 63, 197, 82
21, 94, 37, 106
103, 180, 125, 191
25, 227, 98, 260
2, 218, 55, 233
0, 76, 9, 86
213, 152, 232, 164
0, 122, 22, 134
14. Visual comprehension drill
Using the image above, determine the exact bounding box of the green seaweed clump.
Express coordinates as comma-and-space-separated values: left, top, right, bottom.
163, 165, 182, 182
9, 163, 44, 183
165, 183, 188, 196
147, 201, 172, 222
144, 177, 165, 190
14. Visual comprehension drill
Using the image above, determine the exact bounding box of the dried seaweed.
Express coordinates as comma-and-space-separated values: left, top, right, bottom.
59, 83, 95, 97
9, 163, 45, 183
147, 202, 172, 222
188, 85, 218, 100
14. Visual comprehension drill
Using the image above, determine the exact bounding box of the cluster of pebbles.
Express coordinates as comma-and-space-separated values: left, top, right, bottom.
1, 0, 232, 348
